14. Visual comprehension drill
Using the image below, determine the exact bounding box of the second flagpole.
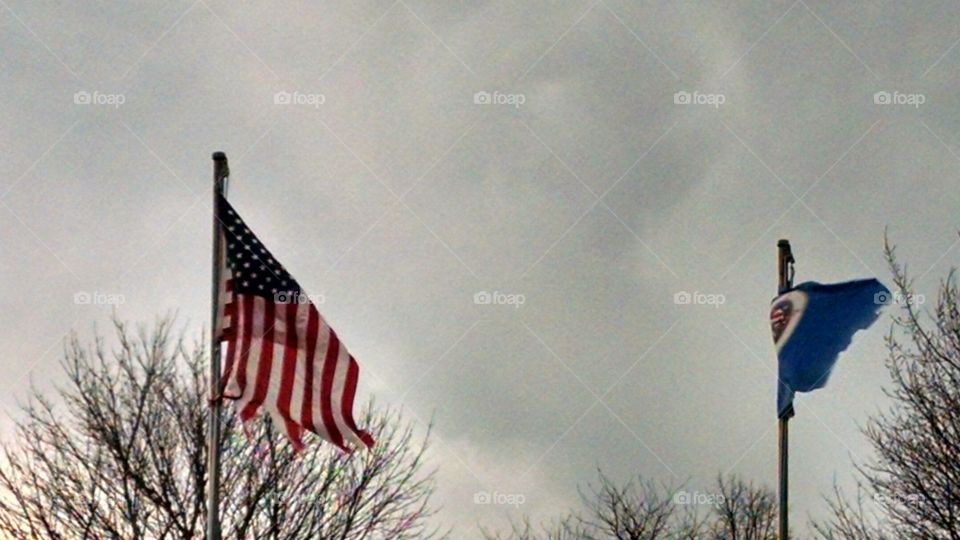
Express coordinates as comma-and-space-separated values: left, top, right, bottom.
777, 239, 794, 539
207, 151, 229, 540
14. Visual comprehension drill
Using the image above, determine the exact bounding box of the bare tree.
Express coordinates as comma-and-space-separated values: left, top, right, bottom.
709, 475, 776, 540
0, 318, 442, 539
813, 238, 960, 539
814, 484, 893, 540
573, 472, 706, 540
482, 471, 778, 540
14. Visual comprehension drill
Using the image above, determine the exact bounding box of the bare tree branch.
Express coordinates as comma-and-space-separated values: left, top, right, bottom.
0, 317, 443, 540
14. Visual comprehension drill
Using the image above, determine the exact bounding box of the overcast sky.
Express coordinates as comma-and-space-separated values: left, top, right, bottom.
2, 1, 960, 537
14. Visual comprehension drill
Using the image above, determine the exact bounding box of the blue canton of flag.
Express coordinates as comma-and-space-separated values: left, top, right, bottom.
770, 279, 890, 418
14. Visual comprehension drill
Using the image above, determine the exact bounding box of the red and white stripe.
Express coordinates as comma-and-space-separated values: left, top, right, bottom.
218, 276, 374, 452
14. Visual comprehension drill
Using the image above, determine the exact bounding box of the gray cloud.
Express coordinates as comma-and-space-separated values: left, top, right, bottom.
2, 1, 959, 537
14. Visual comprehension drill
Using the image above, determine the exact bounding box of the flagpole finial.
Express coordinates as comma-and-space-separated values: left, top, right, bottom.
777, 239, 795, 294
212, 152, 229, 188
778, 239, 794, 264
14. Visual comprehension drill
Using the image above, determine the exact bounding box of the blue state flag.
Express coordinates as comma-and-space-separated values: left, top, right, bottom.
770, 278, 890, 418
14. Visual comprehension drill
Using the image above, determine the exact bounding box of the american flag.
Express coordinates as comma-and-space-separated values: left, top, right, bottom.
215, 193, 373, 452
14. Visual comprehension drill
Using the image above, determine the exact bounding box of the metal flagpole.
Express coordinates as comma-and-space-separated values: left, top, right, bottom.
777, 239, 795, 540
207, 151, 229, 540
